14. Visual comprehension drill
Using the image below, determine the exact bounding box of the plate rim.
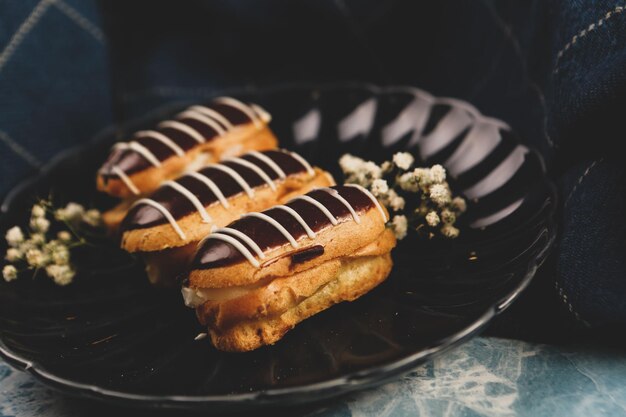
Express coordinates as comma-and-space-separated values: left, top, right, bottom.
0, 83, 557, 410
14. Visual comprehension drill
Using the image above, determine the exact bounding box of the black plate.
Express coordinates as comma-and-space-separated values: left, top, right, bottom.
0, 84, 556, 412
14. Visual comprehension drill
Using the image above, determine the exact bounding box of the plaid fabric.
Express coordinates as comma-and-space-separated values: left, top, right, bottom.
0, 0, 111, 194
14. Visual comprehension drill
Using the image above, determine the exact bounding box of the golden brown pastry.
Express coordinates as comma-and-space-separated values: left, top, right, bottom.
97, 97, 278, 232
98, 97, 277, 199
182, 184, 396, 352
119, 149, 334, 285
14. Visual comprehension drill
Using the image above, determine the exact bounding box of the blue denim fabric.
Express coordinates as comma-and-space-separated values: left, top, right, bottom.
1, 0, 624, 332
0, 0, 112, 192
558, 158, 626, 327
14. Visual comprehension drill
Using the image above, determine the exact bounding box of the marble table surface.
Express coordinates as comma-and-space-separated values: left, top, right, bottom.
2, 336, 626, 417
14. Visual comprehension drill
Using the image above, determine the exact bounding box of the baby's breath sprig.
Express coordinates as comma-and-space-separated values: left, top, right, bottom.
339, 152, 466, 240
2, 201, 103, 285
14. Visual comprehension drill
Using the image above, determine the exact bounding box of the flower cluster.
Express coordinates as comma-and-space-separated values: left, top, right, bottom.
339, 152, 466, 240
2, 201, 102, 285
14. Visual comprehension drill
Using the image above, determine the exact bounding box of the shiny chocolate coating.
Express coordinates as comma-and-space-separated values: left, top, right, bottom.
99, 100, 254, 179
192, 185, 376, 270
121, 150, 310, 231
291, 245, 325, 265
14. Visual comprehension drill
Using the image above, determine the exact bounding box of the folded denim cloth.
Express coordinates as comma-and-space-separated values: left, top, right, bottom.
1, 0, 624, 331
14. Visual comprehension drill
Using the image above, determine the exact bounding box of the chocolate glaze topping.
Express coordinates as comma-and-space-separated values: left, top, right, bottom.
291, 245, 325, 265
121, 150, 311, 231
99, 98, 259, 179
208, 103, 252, 125
192, 185, 380, 270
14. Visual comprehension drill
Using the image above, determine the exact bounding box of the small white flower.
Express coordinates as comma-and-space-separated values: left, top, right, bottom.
5, 226, 24, 247
392, 152, 414, 170
339, 155, 464, 240
397, 172, 419, 192
426, 211, 440, 227
54, 202, 85, 222
44, 239, 60, 249
362, 161, 382, 181
413, 168, 432, 186
31, 204, 46, 218
338, 154, 364, 174
45, 264, 75, 286
2, 265, 18, 282
371, 179, 389, 196
5, 248, 23, 262
386, 189, 405, 211
25, 249, 49, 268
441, 209, 456, 224
30, 216, 50, 233
430, 164, 446, 183
29, 233, 46, 245
339, 154, 382, 187
390, 215, 408, 240
452, 196, 467, 213
441, 224, 460, 238
17, 239, 36, 254
57, 231, 72, 242
82, 209, 102, 226
51, 245, 70, 265
430, 184, 451, 206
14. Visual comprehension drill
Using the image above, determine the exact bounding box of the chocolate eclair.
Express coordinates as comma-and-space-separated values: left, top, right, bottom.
183, 184, 396, 352
120, 149, 334, 285
97, 97, 278, 225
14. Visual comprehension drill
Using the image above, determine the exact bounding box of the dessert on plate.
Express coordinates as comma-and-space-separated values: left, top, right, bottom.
120, 149, 334, 285
97, 97, 278, 229
182, 184, 396, 352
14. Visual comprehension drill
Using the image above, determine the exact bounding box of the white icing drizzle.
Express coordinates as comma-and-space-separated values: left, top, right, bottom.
157, 120, 206, 144
214, 97, 262, 128
132, 199, 187, 240
288, 151, 315, 176
317, 187, 361, 224
111, 166, 140, 195
344, 184, 388, 222
135, 130, 185, 157
217, 227, 266, 259
177, 110, 226, 136
273, 205, 317, 239
242, 212, 300, 248
247, 151, 286, 179
105, 98, 271, 195
291, 195, 338, 225
197, 184, 391, 268
206, 163, 255, 198
128, 141, 161, 167
162, 181, 212, 223
250, 103, 272, 123
184, 171, 230, 209
124, 149, 323, 245
203, 233, 260, 268
188, 105, 234, 130
224, 157, 277, 191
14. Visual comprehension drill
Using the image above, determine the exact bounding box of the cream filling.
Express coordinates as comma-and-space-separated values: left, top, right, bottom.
182, 280, 268, 307
181, 252, 387, 309
181, 217, 394, 309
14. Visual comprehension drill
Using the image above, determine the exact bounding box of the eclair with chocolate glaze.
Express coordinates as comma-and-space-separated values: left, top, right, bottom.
182, 185, 396, 352
119, 149, 334, 285
97, 97, 278, 200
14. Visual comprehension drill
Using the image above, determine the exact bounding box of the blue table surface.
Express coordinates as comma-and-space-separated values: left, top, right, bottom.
2, 336, 626, 417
